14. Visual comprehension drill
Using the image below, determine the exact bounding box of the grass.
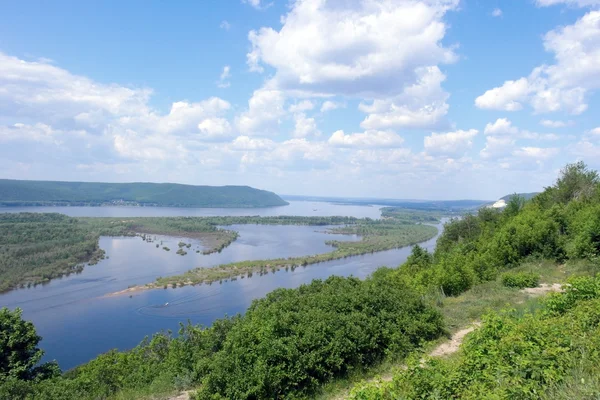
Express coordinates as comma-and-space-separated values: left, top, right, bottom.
318, 258, 599, 400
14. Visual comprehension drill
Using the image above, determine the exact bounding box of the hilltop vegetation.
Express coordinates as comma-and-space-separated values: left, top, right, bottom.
348, 161, 600, 399
0, 179, 288, 208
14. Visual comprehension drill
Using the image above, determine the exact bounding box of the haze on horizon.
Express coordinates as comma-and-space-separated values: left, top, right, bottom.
1, 0, 599, 200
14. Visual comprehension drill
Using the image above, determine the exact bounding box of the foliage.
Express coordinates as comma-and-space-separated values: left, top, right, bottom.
349, 276, 600, 400
195, 274, 444, 399
0, 213, 104, 292
501, 271, 540, 288
0, 308, 59, 384
384, 162, 600, 299
0, 179, 288, 208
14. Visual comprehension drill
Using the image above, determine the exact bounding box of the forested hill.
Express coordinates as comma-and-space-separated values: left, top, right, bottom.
500, 192, 539, 201
0, 179, 288, 208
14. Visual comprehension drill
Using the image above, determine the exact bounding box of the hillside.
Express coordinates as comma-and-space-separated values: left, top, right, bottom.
487, 192, 540, 209
0, 179, 288, 208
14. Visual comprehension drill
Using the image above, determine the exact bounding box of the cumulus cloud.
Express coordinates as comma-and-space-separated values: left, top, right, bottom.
241, 138, 333, 171
540, 119, 572, 128
217, 65, 231, 88
424, 129, 478, 156
293, 113, 320, 138
236, 88, 286, 136
484, 118, 519, 135
0, 52, 152, 125
513, 146, 559, 160
480, 136, 516, 160
492, 8, 503, 17
246, 0, 458, 129
197, 118, 233, 140
328, 130, 404, 148
320, 100, 343, 112
359, 66, 450, 129
220, 20, 231, 30
536, 0, 600, 7
484, 118, 560, 140
288, 100, 314, 113
475, 11, 600, 115
231, 135, 276, 151
0, 51, 238, 178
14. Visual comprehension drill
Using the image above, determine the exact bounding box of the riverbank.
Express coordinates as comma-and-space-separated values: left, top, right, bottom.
107, 222, 438, 295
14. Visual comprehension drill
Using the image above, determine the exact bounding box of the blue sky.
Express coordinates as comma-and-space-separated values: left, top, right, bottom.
1, 0, 599, 200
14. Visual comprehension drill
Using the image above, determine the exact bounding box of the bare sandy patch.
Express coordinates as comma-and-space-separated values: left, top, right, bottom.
521, 283, 563, 296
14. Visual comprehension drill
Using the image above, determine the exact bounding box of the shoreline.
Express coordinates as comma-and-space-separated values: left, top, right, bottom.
104, 226, 439, 297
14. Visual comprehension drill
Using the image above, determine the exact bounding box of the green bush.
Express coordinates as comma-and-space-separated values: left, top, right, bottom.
349, 276, 600, 400
501, 271, 540, 288
195, 274, 444, 399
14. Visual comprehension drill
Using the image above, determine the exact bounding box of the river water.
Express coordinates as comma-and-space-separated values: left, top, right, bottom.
0, 201, 441, 370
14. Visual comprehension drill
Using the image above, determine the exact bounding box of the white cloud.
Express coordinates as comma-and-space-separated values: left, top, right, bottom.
220, 20, 231, 30
424, 129, 478, 156
475, 11, 600, 115
359, 66, 450, 129
320, 100, 343, 112
328, 130, 404, 148
492, 8, 503, 17
293, 113, 320, 138
197, 118, 233, 140
484, 118, 519, 135
246, 0, 458, 130
480, 136, 516, 160
231, 135, 276, 151
244, 0, 263, 9
586, 127, 600, 138
540, 119, 572, 128
484, 118, 560, 140
241, 138, 333, 171
288, 100, 314, 113
475, 78, 528, 111
536, 0, 600, 7
0, 123, 86, 144
217, 65, 231, 88
118, 98, 231, 136
513, 146, 559, 160
0, 52, 152, 124
236, 88, 286, 136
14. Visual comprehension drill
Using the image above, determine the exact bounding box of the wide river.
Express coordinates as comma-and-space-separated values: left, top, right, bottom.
0, 201, 441, 370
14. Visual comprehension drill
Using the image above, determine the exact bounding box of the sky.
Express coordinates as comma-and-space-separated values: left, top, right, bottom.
1, 0, 600, 200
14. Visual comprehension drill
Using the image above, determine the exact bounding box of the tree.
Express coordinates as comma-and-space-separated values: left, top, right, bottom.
554, 161, 599, 204
0, 307, 58, 382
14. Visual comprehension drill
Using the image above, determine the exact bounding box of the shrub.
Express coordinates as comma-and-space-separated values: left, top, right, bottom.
501, 271, 540, 288
196, 274, 444, 399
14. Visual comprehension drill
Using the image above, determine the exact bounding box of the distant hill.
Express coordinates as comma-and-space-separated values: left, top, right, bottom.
487, 192, 540, 209
0, 179, 289, 208
500, 192, 539, 202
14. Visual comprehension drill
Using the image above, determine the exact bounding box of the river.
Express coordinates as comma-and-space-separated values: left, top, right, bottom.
0, 201, 441, 370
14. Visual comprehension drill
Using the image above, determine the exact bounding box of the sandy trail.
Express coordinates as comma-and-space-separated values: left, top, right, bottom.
521, 283, 563, 295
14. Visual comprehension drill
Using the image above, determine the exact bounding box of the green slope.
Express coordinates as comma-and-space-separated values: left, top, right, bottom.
0, 179, 288, 208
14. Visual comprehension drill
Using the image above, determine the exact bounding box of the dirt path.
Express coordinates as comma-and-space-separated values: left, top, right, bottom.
168, 390, 192, 400
428, 323, 481, 358
329, 322, 481, 399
